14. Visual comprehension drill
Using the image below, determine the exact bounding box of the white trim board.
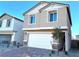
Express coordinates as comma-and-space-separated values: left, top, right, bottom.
23, 26, 68, 30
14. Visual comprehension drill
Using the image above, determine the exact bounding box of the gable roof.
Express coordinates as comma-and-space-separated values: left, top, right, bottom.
0, 13, 24, 22
39, 2, 69, 12
23, 1, 69, 15
23, 1, 49, 15
51, 2, 69, 6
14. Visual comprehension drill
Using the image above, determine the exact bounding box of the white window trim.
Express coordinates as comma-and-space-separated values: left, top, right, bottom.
29, 15, 36, 25
6, 19, 11, 27
0, 20, 2, 27
23, 26, 68, 30
47, 9, 58, 23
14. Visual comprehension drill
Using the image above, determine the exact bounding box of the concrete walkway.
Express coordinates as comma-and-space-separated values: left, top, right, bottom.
0, 47, 79, 57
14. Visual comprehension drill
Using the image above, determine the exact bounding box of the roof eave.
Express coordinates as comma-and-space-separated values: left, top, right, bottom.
23, 1, 49, 16
66, 6, 72, 26
0, 13, 24, 22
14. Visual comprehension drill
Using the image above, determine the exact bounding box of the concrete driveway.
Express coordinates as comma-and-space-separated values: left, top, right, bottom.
0, 47, 79, 57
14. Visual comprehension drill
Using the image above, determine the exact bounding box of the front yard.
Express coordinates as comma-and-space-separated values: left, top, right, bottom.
0, 47, 79, 57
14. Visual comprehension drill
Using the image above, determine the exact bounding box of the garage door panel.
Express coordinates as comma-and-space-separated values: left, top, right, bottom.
0, 35, 11, 42
28, 33, 52, 49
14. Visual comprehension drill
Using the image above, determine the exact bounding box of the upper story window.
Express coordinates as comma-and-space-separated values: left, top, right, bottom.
30, 15, 35, 24
49, 10, 57, 22
0, 20, 2, 27
6, 19, 11, 27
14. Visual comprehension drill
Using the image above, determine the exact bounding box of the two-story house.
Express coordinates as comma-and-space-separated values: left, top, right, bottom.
0, 13, 23, 45
23, 1, 72, 51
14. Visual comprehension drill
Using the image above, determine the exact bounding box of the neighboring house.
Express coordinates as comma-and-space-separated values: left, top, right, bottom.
71, 35, 79, 49
0, 13, 23, 45
76, 35, 79, 40
23, 1, 72, 51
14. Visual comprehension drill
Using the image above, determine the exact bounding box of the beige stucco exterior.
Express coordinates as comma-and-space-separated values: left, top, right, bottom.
23, 2, 72, 51
23, 5, 71, 29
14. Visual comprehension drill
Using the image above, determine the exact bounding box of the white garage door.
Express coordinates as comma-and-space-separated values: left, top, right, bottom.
0, 35, 11, 42
28, 33, 53, 50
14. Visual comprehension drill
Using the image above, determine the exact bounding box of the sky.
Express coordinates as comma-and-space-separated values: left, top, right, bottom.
0, 1, 78, 38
